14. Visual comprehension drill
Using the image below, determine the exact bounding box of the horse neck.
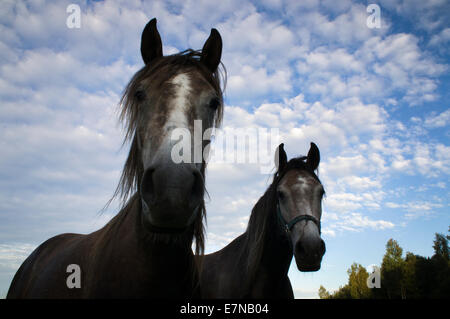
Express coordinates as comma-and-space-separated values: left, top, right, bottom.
98, 193, 197, 278
242, 191, 293, 291
252, 215, 293, 278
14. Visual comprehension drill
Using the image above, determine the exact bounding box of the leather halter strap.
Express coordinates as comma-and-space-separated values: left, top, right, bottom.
277, 203, 321, 234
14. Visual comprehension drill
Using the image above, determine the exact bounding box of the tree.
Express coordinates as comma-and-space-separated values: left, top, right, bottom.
347, 263, 371, 299
318, 285, 330, 299
433, 233, 449, 260
330, 284, 352, 299
381, 239, 405, 299
403, 252, 419, 299
430, 230, 450, 297
319, 229, 450, 299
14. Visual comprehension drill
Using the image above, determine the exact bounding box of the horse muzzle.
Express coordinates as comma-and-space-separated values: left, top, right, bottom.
140, 163, 204, 230
293, 236, 326, 272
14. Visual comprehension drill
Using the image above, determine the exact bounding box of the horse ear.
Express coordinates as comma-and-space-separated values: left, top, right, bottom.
306, 142, 320, 171
275, 143, 287, 173
141, 18, 163, 65
200, 28, 222, 72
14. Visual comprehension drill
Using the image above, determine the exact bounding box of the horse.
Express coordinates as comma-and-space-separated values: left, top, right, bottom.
7, 18, 225, 298
199, 143, 326, 298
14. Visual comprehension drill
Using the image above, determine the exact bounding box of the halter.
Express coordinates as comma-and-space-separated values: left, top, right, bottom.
277, 202, 321, 234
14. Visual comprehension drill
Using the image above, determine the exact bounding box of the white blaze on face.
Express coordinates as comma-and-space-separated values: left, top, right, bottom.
295, 175, 312, 214
164, 73, 197, 166
167, 73, 192, 131
297, 175, 310, 190
291, 174, 321, 239
161, 73, 191, 151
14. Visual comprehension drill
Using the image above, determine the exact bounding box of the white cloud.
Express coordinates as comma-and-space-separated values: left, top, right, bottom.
343, 213, 394, 230
322, 154, 370, 178
292, 3, 389, 46
391, 157, 412, 171
324, 212, 395, 234
412, 142, 450, 176
1, 49, 139, 92
386, 200, 444, 219
293, 30, 447, 106
429, 27, 450, 54
338, 176, 382, 191
227, 66, 292, 98
424, 109, 450, 128
379, 0, 450, 32
0, 243, 36, 270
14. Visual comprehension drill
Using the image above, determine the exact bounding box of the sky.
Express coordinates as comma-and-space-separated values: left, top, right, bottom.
0, 0, 449, 298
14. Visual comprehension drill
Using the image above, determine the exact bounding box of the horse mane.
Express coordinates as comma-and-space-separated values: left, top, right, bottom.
106, 49, 226, 256
241, 155, 322, 293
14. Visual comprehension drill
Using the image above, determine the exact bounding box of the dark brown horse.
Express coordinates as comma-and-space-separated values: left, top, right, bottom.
7, 18, 225, 298
199, 143, 326, 298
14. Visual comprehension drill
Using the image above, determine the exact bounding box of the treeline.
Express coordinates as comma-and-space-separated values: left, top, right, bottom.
319, 227, 450, 299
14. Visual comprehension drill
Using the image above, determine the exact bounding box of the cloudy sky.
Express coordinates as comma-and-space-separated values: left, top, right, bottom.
0, 0, 449, 298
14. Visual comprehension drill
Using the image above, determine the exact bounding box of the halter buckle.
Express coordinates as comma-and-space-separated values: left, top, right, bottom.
284, 224, 290, 233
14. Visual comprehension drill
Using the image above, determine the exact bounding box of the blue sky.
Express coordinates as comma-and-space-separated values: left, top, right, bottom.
0, 0, 449, 298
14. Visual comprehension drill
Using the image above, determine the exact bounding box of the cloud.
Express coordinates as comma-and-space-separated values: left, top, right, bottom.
338, 176, 382, 191
293, 30, 448, 106
0, 243, 38, 297
412, 142, 450, 176
429, 27, 450, 54
227, 66, 292, 99
386, 201, 444, 219
0, 243, 36, 271
1, 49, 139, 93
323, 212, 395, 234
322, 155, 372, 178
424, 109, 450, 128
343, 213, 395, 230
289, 3, 390, 47
379, 0, 450, 32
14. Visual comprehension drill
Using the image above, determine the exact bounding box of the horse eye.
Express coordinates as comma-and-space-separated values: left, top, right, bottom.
134, 90, 146, 102
277, 190, 285, 201
208, 97, 220, 110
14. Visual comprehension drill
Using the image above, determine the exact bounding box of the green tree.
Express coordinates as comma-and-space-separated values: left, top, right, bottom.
403, 252, 419, 299
330, 284, 352, 299
430, 230, 450, 297
433, 233, 449, 260
347, 263, 372, 299
318, 285, 330, 299
319, 228, 450, 299
381, 239, 405, 299
414, 255, 433, 298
